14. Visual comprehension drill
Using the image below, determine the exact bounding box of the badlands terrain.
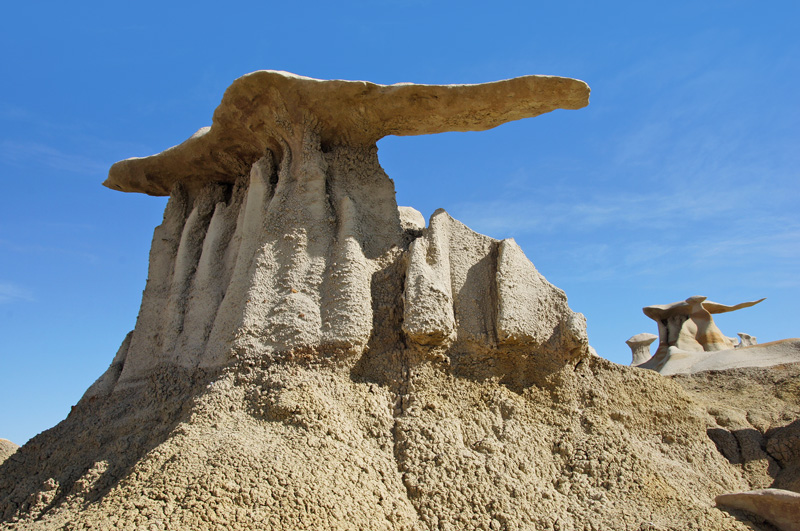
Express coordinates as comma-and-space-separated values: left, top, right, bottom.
1, 71, 798, 530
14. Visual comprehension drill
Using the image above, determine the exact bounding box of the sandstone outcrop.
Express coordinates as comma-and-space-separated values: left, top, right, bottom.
0, 71, 794, 530
673, 364, 800, 530
644, 295, 765, 356
631, 295, 800, 375
83, 71, 591, 398
104, 71, 590, 196
0, 440, 18, 466
651, 338, 800, 376
737, 333, 758, 348
716, 489, 800, 531
674, 363, 800, 493
626, 332, 657, 366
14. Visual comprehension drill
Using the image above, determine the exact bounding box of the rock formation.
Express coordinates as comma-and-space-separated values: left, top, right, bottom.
644, 295, 765, 356
716, 489, 800, 531
1, 71, 797, 530
632, 295, 800, 375
87, 70, 591, 397
0, 440, 18, 467
737, 333, 758, 348
626, 332, 657, 366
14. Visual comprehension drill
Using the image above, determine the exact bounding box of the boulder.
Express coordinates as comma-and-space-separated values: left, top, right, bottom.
0, 439, 18, 466
716, 489, 800, 531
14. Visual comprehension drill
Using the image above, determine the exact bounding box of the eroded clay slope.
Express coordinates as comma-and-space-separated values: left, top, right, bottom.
673, 363, 800, 493
0, 353, 767, 530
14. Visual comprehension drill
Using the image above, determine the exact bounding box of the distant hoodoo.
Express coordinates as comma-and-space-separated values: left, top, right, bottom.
643, 295, 765, 357
630, 295, 800, 375
626, 332, 657, 366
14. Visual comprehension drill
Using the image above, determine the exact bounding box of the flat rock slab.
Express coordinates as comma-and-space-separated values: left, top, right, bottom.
655, 339, 800, 375
105, 70, 589, 196
716, 489, 800, 531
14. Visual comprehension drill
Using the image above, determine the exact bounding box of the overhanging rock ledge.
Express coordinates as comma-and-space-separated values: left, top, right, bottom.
104, 70, 590, 196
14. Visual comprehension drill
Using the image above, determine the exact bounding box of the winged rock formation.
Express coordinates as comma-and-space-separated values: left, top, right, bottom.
633, 296, 800, 375
0, 71, 790, 530
644, 295, 766, 358
93, 70, 591, 393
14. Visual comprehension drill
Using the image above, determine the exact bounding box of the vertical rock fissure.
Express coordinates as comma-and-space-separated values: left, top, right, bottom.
162, 184, 225, 359
390, 362, 423, 521
487, 240, 501, 348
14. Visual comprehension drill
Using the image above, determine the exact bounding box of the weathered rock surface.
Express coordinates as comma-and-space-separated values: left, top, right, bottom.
0, 356, 774, 530
633, 295, 799, 375
104, 71, 590, 196
674, 363, 800, 529
644, 295, 765, 357
649, 339, 800, 376
79, 71, 590, 398
737, 333, 758, 348
627, 332, 658, 366
673, 363, 800, 493
0, 440, 18, 466
0, 71, 793, 530
716, 489, 800, 531
84, 158, 589, 398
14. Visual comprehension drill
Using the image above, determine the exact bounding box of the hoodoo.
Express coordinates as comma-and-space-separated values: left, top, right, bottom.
633, 296, 800, 375
1, 71, 795, 530
94, 71, 592, 393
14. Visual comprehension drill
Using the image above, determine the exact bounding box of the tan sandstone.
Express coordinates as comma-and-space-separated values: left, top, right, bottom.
633, 296, 800, 375
0, 441, 18, 467
627, 332, 658, 366
717, 489, 800, 531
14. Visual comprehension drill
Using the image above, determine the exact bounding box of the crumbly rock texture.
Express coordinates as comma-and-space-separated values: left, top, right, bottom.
1, 71, 797, 530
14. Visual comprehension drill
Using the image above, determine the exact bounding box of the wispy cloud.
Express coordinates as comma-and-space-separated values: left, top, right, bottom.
452, 178, 800, 290
0, 141, 109, 175
0, 283, 34, 304
0, 239, 99, 264
452, 184, 752, 236
0, 104, 157, 167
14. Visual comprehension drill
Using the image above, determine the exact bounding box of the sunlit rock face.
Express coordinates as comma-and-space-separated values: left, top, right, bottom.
90, 70, 591, 394
0, 440, 18, 466
716, 489, 800, 531
737, 332, 758, 347
104, 71, 591, 196
644, 295, 765, 356
634, 295, 800, 374
626, 333, 657, 366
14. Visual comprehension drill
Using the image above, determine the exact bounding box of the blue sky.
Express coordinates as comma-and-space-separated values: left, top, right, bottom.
1, 1, 798, 445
